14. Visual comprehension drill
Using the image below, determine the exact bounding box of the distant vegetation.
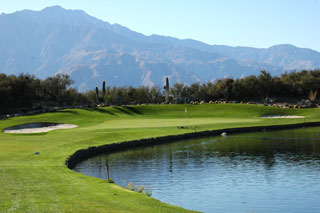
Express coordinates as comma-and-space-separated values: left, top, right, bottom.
1, 69, 320, 114
0, 74, 87, 114
169, 69, 320, 103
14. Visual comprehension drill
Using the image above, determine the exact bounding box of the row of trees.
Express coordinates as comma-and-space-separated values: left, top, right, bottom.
86, 85, 164, 105
170, 70, 320, 103
0, 74, 87, 114
1, 69, 319, 114
91, 70, 320, 105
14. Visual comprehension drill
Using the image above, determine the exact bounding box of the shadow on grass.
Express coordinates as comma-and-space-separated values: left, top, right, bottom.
6, 132, 48, 136
123, 106, 143, 115
85, 108, 116, 116
113, 107, 133, 115
84, 106, 142, 116
56, 110, 79, 115
112, 106, 143, 115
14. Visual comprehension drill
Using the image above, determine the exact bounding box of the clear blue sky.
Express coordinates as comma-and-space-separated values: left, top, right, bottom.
1, 0, 320, 51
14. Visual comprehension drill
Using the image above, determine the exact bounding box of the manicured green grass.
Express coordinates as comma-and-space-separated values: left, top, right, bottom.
1, 104, 320, 212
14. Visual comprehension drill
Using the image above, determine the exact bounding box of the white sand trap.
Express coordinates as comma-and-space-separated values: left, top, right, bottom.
3, 122, 77, 134
261, 115, 305, 119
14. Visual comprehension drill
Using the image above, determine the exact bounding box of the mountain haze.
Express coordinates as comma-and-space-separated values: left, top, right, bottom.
1, 6, 320, 91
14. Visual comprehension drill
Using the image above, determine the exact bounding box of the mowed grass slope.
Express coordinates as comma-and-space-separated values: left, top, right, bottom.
1, 104, 320, 212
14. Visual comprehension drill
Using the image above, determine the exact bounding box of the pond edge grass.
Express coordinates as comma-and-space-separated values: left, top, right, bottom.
66, 121, 320, 169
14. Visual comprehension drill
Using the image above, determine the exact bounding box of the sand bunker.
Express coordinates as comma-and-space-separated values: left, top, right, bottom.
3, 122, 77, 134
261, 115, 305, 118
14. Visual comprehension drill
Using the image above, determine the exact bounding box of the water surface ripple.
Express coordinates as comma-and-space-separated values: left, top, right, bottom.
74, 127, 320, 213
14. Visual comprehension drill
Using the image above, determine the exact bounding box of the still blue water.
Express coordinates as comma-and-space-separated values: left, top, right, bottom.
74, 127, 320, 212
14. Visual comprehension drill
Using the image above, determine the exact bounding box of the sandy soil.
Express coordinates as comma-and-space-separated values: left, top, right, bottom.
3, 122, 78, 133
261, 115, 305, 118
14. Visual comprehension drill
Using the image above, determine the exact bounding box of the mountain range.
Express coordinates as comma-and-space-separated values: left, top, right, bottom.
1, 6, 320, 91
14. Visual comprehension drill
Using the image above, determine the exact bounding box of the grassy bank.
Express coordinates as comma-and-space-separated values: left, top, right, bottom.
1, 104, 320, 212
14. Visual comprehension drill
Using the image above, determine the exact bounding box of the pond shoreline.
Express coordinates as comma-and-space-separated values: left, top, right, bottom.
66, 121, 320, 169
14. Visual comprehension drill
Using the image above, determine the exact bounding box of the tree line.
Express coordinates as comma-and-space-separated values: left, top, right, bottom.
0, 74, 87, 114
92, 69, 320, 105
170, 70, 320, 103
1, 69, 319, 114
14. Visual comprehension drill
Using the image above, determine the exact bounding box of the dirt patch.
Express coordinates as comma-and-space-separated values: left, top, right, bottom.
3, 122, 77, 134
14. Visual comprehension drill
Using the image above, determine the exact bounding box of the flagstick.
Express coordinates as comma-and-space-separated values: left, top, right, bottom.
185, 107, 188, 128
106, 162, 110, 181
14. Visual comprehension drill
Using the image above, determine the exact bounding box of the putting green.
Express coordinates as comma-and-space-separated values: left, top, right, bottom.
0, 104, 320, 212
93, 117, 261, 129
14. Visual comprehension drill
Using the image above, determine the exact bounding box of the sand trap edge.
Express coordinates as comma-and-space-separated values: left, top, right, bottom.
3, 122, 78, 134
261, 115, 305, 118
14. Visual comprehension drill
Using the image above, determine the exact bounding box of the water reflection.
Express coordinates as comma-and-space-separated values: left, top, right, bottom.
74, 127, 320, 213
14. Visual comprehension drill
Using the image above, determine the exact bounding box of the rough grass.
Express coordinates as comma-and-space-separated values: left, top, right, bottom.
1, 104, 320, 212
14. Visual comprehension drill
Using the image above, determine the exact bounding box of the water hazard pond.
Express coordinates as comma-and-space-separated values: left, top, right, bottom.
74, 127, 320, 212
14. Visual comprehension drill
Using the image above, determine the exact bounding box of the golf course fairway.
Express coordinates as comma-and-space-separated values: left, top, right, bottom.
1, 104, 320, 212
